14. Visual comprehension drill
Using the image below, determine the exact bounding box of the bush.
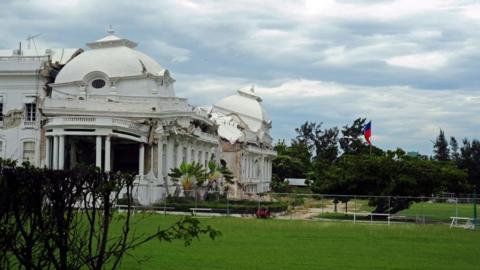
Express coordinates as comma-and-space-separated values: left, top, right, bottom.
157, 197, 288, 214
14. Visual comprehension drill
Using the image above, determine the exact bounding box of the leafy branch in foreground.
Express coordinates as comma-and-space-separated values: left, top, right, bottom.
0, 159, 220, 270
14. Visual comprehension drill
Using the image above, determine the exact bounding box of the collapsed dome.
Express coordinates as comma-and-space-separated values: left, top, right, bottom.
213, 89, 271, 132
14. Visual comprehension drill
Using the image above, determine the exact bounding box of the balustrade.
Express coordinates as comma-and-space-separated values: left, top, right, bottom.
47, 116, 146, 132
23, 121, 36, 128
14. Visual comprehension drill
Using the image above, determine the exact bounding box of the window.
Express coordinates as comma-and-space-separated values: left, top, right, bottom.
91, 79, 106, 89
25, 103, 36, 121
190, 149, 195, 163
0, 141, 3, 158
204, 152, 209, 167
198, 151, 202, 164
23, 141, 35, 164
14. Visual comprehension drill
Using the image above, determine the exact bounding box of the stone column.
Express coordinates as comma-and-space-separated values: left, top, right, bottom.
166, 140, 174, 185
45, 136, 51, 169
58, 135, 65, 170
263, 158, 266, 182
187, 143, 192, 163
190, 145, 194, 163
267, 159, 271, 181
139, 143, 145, 180
96, 136, 102, 169
104, 136, 111, 172
176, 142, 183, 167
157, 141, 163, 181
53, 135, 59, 170
264, 157, 267, 181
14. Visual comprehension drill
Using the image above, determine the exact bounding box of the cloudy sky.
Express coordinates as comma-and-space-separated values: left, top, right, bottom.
2, 0, 480, 154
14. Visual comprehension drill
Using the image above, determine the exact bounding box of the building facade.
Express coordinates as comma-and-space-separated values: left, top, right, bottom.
0, 31, 276, 204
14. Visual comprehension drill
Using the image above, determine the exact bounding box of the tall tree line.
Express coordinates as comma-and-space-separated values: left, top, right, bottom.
272, 119, 472, 213
433, 129, 480, 187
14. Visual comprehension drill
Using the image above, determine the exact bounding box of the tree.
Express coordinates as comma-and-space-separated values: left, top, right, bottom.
168, 162, 207, 197
279, 119, 473, 215
293, 121, 317, 152
458, 138, 480, 187
0, 159, 219, 270
271, 140, 312, 192
309, 149, 469, 214
339, 118, 368, 155
204, 161, 233, 200
450, 136, 460, 161
433, 129, 450, 161
313, 127, 339, 164
288, 140, 313, 168
292, 121, 339, 163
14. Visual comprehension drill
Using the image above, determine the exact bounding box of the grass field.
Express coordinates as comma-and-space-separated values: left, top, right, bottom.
119, 215, 480, 270
398, 202, 479, 221
317, 201, 479, 222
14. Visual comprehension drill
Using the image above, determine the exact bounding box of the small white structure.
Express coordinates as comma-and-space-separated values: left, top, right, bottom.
0, 30, 276, 204
285, 178, 308, 187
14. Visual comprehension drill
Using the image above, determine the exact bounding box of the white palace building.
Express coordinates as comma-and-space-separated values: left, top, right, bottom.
0, 30, 276, 204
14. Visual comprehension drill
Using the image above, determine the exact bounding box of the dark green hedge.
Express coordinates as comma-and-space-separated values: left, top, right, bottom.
154, 198, 288, 214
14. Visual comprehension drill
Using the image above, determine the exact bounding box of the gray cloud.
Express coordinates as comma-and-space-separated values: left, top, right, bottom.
2, 0, 480, 155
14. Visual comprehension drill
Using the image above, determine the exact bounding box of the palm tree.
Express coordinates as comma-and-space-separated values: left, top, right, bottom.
168, 162, 206, 197
203, 161, 233, 200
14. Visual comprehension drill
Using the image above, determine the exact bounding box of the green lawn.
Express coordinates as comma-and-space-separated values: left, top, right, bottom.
119, 215, 480, 270
398, 202, 479, 221
317, 201, 479, 222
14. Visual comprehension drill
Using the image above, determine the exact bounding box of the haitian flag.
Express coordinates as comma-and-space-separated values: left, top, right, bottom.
363, 121, 372, 145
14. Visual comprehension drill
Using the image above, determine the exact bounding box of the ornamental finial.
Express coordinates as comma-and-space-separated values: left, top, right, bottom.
107, 25, 115, 35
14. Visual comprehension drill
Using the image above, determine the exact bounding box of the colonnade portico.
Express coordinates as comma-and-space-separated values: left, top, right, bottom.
237, 151, 274, 194
156, 135, 218, 186
45, 134, 145, 177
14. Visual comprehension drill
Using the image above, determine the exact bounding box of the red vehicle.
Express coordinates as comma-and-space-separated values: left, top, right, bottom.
255, 207, 271, 218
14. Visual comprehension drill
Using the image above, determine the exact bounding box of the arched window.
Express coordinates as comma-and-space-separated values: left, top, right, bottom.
83, 71, 109, 93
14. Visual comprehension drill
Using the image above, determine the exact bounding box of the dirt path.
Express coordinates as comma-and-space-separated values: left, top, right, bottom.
275, 199, 369, 220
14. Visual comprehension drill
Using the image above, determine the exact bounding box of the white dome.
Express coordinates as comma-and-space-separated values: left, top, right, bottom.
213, 89, 270, 132
55, 34, 165, 84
